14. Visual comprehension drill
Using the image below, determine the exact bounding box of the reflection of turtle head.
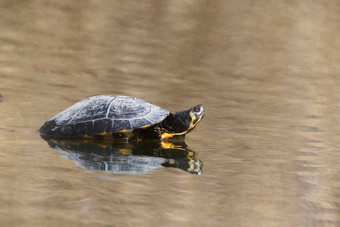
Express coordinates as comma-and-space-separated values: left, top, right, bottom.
162, 156, 203, 175
161, 105, 205, 139
186, 158, 203, 175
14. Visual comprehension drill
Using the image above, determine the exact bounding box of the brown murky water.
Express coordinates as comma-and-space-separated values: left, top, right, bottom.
1, 1, 340, 226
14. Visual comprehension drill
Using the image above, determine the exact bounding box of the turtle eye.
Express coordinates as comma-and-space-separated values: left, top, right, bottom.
193, 105, 202, 113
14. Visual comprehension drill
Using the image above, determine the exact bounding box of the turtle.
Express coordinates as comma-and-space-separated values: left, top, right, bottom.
39, 95, 205, 141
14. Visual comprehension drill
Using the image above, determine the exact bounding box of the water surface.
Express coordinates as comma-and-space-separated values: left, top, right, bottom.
1, 1, 340, 226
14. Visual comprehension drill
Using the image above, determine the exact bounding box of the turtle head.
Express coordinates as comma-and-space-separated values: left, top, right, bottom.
187, 105, 205, 132
161, 105, 205, 139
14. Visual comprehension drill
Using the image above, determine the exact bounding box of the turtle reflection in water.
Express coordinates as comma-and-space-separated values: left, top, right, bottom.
45, 140, 203, 175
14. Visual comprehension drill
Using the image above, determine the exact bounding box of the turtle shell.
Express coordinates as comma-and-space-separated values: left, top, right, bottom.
39, 96, 170, 139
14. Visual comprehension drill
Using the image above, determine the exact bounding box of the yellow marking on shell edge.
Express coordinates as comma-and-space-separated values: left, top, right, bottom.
83, 134, 92, 139
140, 125, 151, 129
99, 132, 110, 136
118, 129, 132, 132
119, 148, 133, 155
98, 132, 114, 140
118, 129, 134, 137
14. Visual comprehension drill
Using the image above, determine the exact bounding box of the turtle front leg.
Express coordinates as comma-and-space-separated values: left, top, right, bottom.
154, 126, 163, 140
155, 126, 174, 140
